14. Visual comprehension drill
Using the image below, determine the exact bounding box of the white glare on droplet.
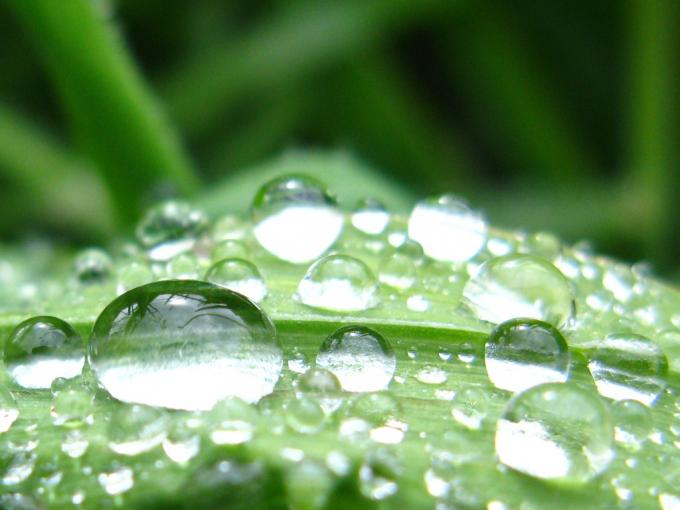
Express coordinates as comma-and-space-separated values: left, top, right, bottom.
351, 198, 390, 235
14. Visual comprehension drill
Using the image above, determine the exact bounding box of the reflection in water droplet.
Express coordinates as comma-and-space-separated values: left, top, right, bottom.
612, 399, 651, 450
351, 198, 389, 235
298, 255, 378, 312
485, 319, 570, 393
408, 194, 487, 263
463, 254, 574, 326
316, 326, 395, 392
98, 466, 134, 495
136, 201, 207, 261
451, 387, 489, 430
89, 280, 282, 410
4, 316, 84, 389
495, 382, 614, 483
74, 248, 113, 284
583, 333, 668, 406
252, 175, 343, 263
205, 258, 267, 303
0, 386, 19, 433
108, 404, 168, 455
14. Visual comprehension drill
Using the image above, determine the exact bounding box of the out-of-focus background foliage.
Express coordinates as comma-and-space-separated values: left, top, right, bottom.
0, 1, 678, 275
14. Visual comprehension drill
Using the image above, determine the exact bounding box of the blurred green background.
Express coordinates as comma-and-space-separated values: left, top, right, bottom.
0, 1, 678, 276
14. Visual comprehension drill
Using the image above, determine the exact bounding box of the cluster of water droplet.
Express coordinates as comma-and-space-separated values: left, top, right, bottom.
0, 173, 679, 508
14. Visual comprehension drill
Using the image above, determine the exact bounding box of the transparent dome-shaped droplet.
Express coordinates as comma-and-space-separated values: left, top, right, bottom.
286, 397, 325, 434
612, 399, 651, 450
212, 215, 247, 242
211, 239, 248, 262
62, 429, 89, 458
98, 465, 134, 495
162, 414, 202, 463
116, 261, 153, 295
165, 252, 200, 280
285, 460, 334, 510
416, 366, 447, 385
0, 386, 19, 433
351, 198, 389, 235
379, 252, 416, 290
50, 377, 94, 427
316, 326, 395, 392
408, 194, 487, 263
358, 450, 400, 500
205, 258, 267, 303
108, 404, 169, 456
4, 316, 84, 389
136, 201, 207, 261
252, 175, 343, 263
451, 387, 489, 430
583, 333, 668, 406
74, 248, 113, 284
89, 280, 282, 410
298, 255, 378, 312
463, 254, 574, 326
208, 397, 259, 445
297, 368, 343, 415
1, 451, 36, 486
495, 382, 614, 483
485, 318, 570, 393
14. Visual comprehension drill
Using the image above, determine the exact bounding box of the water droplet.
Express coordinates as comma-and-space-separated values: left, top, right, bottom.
98, 465, 134, 495
285, 460, 334, 510
1, 451, 36, 486
116, 261, 153, 295
485, 318, 570, 393
408, 194, 487, 262
358, 450, 400, 500
350, 392, 401, 426
612, 400, 651, 450
252, 175, 343, 263
298, 255, 378, 312
211, 239, 248, 262
50, 377, 94, 427
74, 248, 112, 284
463, 254, 574, 326
208, 398, 258, 445
316, 326, 395, 392
351, 198, 389, 235
162, 414, 202, 463
406, 294, 429, 312
583, 333, 668, 405
286, 397, 325, 434
62, 429, 89, 458
4, 316, 84, 389
108, 404, 168, 455
136, 201, 207, 261
495, 382, 614, 483
212, 215, 247, 242
451, 387, 489, 430
297, 368, 342, 415
205, 258, 267, 303
378, 252, 416, 290
165, 252, 200, 279
0, 386, 18, 433
416, 366, 447, 385
89, 280, 282, 410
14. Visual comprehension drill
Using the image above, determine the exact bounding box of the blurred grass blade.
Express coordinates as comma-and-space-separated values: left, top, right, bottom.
5, 0, 200, 225
0, 102, 115, 237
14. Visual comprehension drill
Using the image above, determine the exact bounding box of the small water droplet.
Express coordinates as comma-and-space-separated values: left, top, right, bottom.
136, 201, 207, 261
165, 252, 200, 279
583, 333, 668, 405
612, 400, 652, 450
98, 465, 134, 495
495, 382, 614, 483
463, 254, 574, 326
212, 215, 247, 242
211, 239, 248, 261
408, 194, 487, 262
451, 387, 489, 430
358, 450, 400, 500
74, 248, 113, 284
485, 318, 570, 393
0, 386, 19, 433
297, 368, 342, 415
116, 261, 153, 295
4, 316, 84, 389
406, 294, 429, 312
1, 451, 36, 486
378, 252, 417, 290
162, 414, 202, 463
205, 258, 267, 303
316, 326, 395, 392
62, 429, 89, 458
286, 397, 325, 434
351, 198, 389, 235
208, 398, 258, 445
416, 366, 447, 385
252, 175, 343, 263
298, 255, 378, 312
50, 377, 94, 427
89, 281, 282, 410
285, 460, 334, 510
108, 404, 168, 455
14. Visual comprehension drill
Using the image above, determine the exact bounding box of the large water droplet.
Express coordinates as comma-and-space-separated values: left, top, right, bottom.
89, 280, 282, 410
351, 198, 389, 235
298, 255, 378, 312
108, 404, 169, 456
408, 194, 487, 263
0, 386, 19, 433
485, 318, 570, 393
495, 382, 614, 483
316, 326, 395, 392
583, 333, 668, 406
136, 201, 207, 261
4, 316, 84, 389
205, 258, 267, 303
252, 175, 343, 263
463, 254, 574, 326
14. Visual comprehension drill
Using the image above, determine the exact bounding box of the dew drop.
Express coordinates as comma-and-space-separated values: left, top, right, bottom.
1, 451, 36, 486
211, 239, 248, 262
316, 326, 395, 392
350, 392, 401, 427
351, 198, 389, 235
378, 252, 417, 290
416, 366, 447, 385
451, 387, 489, 430
136, 201, 207, 261
4, 316, 84, 389
116, 261, 153, 295
50, 377, 94, 427
205, 258, 267, 303
98, 465, 134, 495
612, 399, 652, 450
297, 368, 343, 415
165, 252, 200, 280
406, 294, 429, 312
463, 254, 574, 326
0, 386, 18, 433
285, 460, 334, 510
252, 175, 343, 263
162, 415, 202, 463
74, 248, 113, 284
208, 398, 258, 445
485, 318, 570, 393
298, 255, 378, 312
89, 280, 282, 410
62, 429, 89, 458
108, 404, 168, 455
495, 382, 614, 483
358, 450, 400, 500
286, 397, 325, 434
408, 194, 487, 263
583, 333, 668, 406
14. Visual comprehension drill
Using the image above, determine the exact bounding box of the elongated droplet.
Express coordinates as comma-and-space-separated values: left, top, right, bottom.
298, 255, 378, 312
316, 326, 395, 392
485, 318, 570, 393
89, 280, 282, 410
408, 194, 487, 263
136, 201, 207, 261
252, 175, 343, 263
583, 333, 668, 406
352, 198, 389, 235
463, 254, 574, 326
4, 316, 84, 389
205, 258, 267, 303
496, 382, 614, 483
0, 386, 19, 433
